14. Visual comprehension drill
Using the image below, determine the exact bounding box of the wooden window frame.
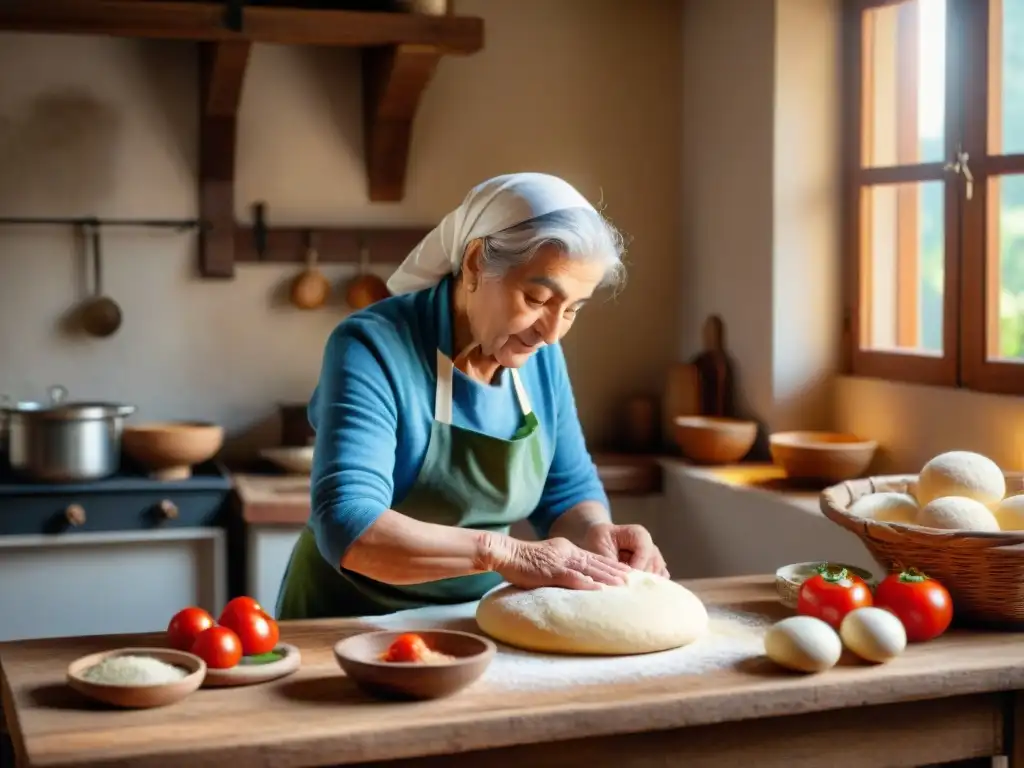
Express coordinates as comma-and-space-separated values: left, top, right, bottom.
842, 0, 1024, 395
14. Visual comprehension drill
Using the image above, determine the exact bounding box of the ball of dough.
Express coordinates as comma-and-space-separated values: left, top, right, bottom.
917, 451, 1006, 507
848, 492, 919, 525
993, 494, 1024, 531
763, 616, 842, 673
475, 570, 708, 655
917, 496, 1000, 532
839, 607, 906, 663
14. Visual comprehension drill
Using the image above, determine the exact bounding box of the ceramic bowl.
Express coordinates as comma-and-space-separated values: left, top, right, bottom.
259, 446, 315, 475
122, 422, 224, 480
66, 647, 206, 708
769, 431, 878, 483
333, 629, 495, 700
673, 416, 758, 464
775, 561, 878, 609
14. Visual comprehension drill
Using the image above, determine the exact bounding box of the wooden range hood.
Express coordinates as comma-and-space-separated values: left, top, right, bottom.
0, 1, 485, 278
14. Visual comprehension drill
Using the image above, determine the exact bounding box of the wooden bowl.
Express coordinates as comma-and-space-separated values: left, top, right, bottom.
259, 446, 314, 475
672, 416, 757, 464
333, 630, 495, 700
774, 561, 877, 609
769, 431, 878, 483
122, 421, 224, 480
67, 648, 205, 709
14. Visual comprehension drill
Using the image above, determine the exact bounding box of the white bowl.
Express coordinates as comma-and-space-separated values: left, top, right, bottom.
260, 446, 315, 475
774, 561, 877, 609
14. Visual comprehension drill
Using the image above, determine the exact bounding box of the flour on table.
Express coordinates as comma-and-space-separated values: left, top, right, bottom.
363, 601, 770, 692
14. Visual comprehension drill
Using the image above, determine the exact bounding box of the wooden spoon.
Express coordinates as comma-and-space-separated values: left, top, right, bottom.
80, 225, 123, 338
345, 239, 390, 311
289, 234, 330, 310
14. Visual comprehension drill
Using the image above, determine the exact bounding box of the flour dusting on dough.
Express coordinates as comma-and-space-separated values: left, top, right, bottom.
366, 601, 770, 692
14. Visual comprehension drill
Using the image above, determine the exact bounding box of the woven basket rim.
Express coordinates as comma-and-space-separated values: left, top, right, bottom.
820, 472, 1024, 548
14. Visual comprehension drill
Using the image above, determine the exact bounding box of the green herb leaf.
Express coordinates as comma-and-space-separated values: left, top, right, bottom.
240, 650, 285, 665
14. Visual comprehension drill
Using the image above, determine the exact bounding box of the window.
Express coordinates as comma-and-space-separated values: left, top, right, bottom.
843, 0, 1024, 395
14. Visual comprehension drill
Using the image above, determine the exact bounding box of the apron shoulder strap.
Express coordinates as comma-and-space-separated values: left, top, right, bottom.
435, 349, 533, 423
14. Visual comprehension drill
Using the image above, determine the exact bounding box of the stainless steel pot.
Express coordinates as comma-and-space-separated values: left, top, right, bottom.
4, 385, 136, 482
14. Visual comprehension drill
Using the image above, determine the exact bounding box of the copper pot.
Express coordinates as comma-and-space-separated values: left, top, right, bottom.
345, 240, 390, 310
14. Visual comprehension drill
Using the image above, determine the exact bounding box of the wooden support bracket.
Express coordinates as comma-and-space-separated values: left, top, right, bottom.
362, 43, 444, 202
198, 39, 251, 278
0, 2, 485, 278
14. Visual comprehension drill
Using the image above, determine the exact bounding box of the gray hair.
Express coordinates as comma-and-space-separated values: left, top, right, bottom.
476, 207, 628, 292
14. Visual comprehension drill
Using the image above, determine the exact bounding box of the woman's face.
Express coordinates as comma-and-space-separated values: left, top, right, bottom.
462, 242, 608, 368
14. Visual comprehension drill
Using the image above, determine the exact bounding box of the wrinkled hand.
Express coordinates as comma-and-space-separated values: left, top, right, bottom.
582, 523, 669, 578
492, 537, 631, 591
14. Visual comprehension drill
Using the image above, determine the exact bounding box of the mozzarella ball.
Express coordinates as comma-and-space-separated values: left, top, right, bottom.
764, 616, 842, 673
917, 496, 1000, 532
848, 492, 919, 525
993, 494, 1024, 531
840, 607, 907, 663
917, 451, 1006, 507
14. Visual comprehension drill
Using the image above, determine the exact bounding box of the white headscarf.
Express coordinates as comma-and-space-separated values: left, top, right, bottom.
386, 172, 596, 295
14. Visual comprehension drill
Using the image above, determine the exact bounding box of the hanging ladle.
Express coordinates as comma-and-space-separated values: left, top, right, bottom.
80, 224, 123, 338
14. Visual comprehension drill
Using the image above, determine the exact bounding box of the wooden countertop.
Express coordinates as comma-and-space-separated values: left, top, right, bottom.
234, 452, 663, 525
5, 575, 1024, 768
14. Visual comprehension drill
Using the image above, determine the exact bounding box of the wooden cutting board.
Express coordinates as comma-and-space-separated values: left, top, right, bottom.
662, 362, 702, 448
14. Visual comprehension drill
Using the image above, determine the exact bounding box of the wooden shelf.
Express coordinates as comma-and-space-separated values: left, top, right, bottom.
232, 223, 430, 264
0, 1, 485, 278
0, 2, 484, 52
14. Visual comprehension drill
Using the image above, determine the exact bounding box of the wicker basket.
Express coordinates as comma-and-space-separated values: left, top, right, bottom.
820, 472, 1024, 627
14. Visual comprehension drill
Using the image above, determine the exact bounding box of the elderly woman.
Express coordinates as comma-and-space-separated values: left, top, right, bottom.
276, 172, 669, 620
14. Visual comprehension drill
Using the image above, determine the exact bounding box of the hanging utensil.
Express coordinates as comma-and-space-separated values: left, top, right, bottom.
344, 237, 390, 311
80, 224, 123, 338
289, 231, 331, 310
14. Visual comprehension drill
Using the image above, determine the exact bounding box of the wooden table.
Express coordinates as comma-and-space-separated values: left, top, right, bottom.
3, 575, 1024, 768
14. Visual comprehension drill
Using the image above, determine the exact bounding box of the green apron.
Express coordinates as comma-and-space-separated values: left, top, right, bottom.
275, 348, 547, 619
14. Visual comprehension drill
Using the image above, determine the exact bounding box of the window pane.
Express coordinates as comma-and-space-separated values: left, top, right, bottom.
860, 181, 945, 355
862, 0, 946, 168
987, 174, 1024, 361
989, 0, 1024, 156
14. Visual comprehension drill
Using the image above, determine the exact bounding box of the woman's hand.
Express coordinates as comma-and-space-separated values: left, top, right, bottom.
581, 523, 669, 578
489, 536, 631, 591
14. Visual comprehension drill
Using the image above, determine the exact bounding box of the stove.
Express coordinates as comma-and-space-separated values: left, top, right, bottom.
0, 460, 234, 536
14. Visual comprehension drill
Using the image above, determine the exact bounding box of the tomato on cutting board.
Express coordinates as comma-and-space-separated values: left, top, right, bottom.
381, 633, 431, 663
797, 563, 873, 629
219, 608, 280, 656
166, 607, 216, 652
192, 626, 244, 669
874, 567, 953, 642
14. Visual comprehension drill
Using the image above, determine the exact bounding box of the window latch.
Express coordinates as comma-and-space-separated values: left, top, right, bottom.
943, 144, 974, 201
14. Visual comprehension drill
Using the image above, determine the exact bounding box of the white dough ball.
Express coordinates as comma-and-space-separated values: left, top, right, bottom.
917, 496, 1000, 532
763, 616, 842, 673
993, 494, 1024, 531
917, 451, 1006, 507
840, 607, 907, 663
848, 492, 919, 525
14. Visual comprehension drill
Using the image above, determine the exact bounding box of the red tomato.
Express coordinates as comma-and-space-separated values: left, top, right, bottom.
874, 567, 953, 642
219, 609, 280, 656
381, 633, 430, 663
218, 596, 263, 624
191, 626, 243, 669
797, 564, 873, 629
166, 607, 215, 652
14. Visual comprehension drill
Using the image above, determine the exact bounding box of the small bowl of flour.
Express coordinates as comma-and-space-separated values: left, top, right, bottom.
67, 648, 206, 708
